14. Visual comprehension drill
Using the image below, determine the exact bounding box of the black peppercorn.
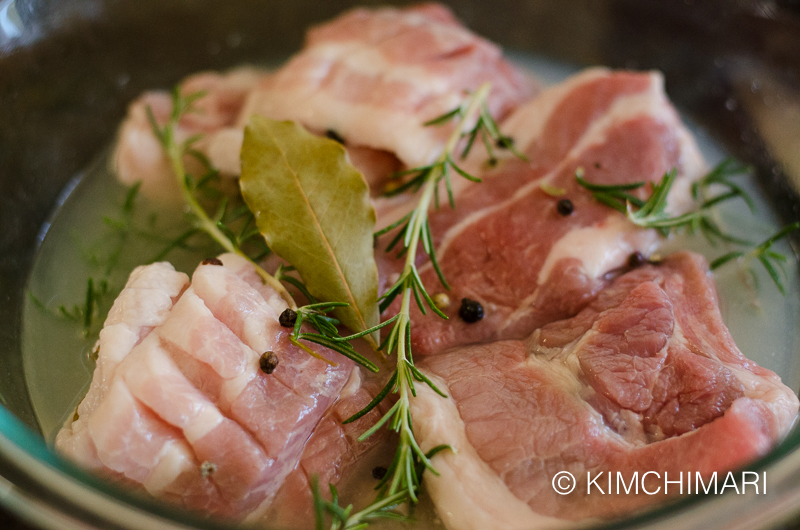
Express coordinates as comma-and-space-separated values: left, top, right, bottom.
201, 257, 224, 266
279, 308, 298, 328
556, 198, 574, 216
628, 251, 647, 269
459, 298, 484, 323
372, 466, 388, 480
260, 351, 279, 374
325, 129, 345, 144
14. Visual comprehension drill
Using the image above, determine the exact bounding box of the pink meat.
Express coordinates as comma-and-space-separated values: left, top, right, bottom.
56, 255, 354, 519
55, 262, 189, 468
113, 4, 531, 203
113, 68, 265, 201
377, 68, 705, 356
411, 252, 798, 528
237, 3, 535, 169
264, 370, 393, 529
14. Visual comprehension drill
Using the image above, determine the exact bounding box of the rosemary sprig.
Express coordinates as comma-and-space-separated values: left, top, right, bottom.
691, 158, 756, 213
149, 88, 393, 372
311, 444, 451, 529
576, 165, 747, 241
383, 83, 526, 211
577, 159, 798, 292
350, 86, 494, 503
146, 87, 295, 308
287, 301, 389, 372
29, 183, 146, 340
312, 476, 410, 530
709, 222, 800, 295
332, 84, 525, 520
576, 159, 759, 243
29, 277, 109, 339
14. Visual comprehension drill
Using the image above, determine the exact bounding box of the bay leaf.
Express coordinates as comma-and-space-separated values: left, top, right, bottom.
239, 116, 380, 346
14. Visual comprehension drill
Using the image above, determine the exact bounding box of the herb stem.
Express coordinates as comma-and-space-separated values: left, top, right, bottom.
155, 91, 297, 309
349, 82, 497, 506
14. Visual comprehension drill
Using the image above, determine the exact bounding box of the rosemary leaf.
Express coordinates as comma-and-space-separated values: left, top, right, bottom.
579, 160, 798, 293
146, 90, 294, 307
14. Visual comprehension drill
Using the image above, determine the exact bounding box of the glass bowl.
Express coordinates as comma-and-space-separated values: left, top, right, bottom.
1, 1, 799, 528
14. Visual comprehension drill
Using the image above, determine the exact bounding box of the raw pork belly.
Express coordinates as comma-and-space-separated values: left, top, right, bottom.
113, 3, 533, 201
378, 68, 705, 355
55, 254, 374, 520
410, 252, 799, 530
114, 68, 265, 201
238, 3, 534, 170
265, 369, 393, 528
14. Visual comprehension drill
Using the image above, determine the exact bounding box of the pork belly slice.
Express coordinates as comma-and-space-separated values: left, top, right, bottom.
238, 3, 535, 171
56, 255, 354, 519
56, 262, 189, 468
378, 68, 705, 355
114, 3, 530, 202
410, 252, 799, 529
113, 68, 265, 201
263, 369, 393, 529
113, 67, 402, 200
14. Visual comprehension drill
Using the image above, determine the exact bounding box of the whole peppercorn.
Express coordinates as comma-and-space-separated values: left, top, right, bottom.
459, 298, 485, 323
628, 251, 647, 269
556, 198, 574, 216
325, 129, 345, 144
372, 466, 388, 480
279, 308, 298, 328
259, 351, 279, 374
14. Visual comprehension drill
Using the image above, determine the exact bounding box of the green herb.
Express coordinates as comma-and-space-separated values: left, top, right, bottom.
311, 444, 450, 529
383, 85, 526, 211
330, 83, 524, 522
29, 277, 109, 338
577, 159, 798, 292
288, 302, 391, 372
149, 89, 391, 371
709, 222, 800, 294
28, 183, 146, 340
312, 475, 410, 530
240, 116, 381, 347
146, 87, 295, 307
691, 158, 756, 212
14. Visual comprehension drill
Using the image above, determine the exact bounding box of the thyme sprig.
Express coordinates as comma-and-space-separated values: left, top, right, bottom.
146, 87, 295, 308
577, 159, 798, 292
